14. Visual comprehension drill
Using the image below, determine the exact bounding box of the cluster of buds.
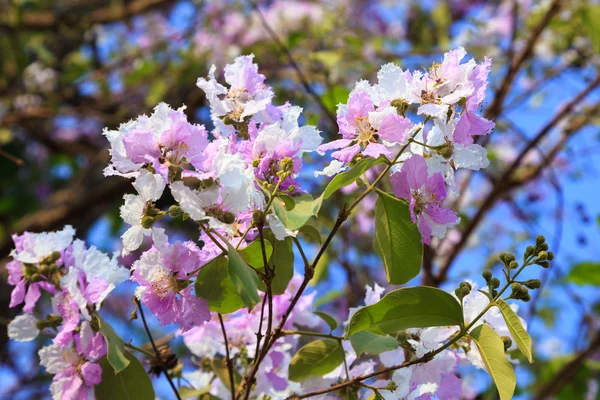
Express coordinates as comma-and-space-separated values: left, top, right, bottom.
454, 281, 472, 301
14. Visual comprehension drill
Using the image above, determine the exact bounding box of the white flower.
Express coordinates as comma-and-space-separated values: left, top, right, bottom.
10, 225, 75, 264
120, 171, 168, 255
60, 240, 129, 318
39, 343, 74, 374
8, 314, 39, 341
314, 160, 348, 178
266, 214, 297, 241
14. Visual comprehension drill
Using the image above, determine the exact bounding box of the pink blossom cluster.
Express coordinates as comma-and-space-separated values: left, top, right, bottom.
6, 226, 129, 399
318, 47, 494, 244
182, 275, 321, 398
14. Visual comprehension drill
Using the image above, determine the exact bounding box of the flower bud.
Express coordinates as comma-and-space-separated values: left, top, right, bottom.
547, 251, 554, 261
280, 157, 295, 173
30, 273, 44, 283
537, 251, 548, 261
287, 185, 296, 193
508, 260, 519, 270
536, 235, 546, 247
219, 211, 236, 225
390, 98, 409, 115
525, 245, 535, 257
23, 264, 37, 278
501, 336, 512, 351
539, 242, 549, 251
491, 277, 500, 289
537, 261, 550, 268
523, 279, 541, 289
482, 270, 492, 283
141, 216, 157, 229
252, 209, 265, 225
167, 205, 184, 218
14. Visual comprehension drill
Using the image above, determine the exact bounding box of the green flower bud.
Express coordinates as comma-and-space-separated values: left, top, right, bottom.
287, 185, 296, 193
501, 336, 512, 351
508, 260, 519, 270
167, 205, 184, 218
491, 277, 501, 289
252, 209, 265, 225
536, 235, 546, 247
539, 242, 549, 251
523, 279, 542, 289
482, 270, 493, 283
23, 264, 38, 278
252, 159, 260, 167
141, 215, 157, 229
525, 245, 535, 257
537, 251, 548, 261
219, 211, 236, 225
280, 157, 295, 173
30, 273, 44, 283
537, 261, 550, 268
390, 98, 409, 115
547, 251, 554, 261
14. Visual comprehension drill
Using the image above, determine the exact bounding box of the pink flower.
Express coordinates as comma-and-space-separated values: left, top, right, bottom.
391, 155, 458, 244
132, 241, 211, 331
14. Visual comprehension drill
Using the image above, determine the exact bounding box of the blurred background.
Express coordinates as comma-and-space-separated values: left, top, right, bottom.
0, 0, 599, 398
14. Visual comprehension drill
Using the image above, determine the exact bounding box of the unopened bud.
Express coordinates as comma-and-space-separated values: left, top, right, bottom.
30, 273, 44, 283
219, 211, 236, 225
280, 157, 295, 173
167, 205, 184, 219
491, 277, 501, 289
508, 260, 519, 270
252, 209, 265, 225
537, 251, 548, 261
287, 185, 296, 193
390, 98, 409, 115
525, 245, 535, 257
482, 270, 492, 282
435, 143, 453, 159
537, 261, 550, 268
539, 242, 549, 251
523, 279, 541, 289
536, 235, 546, 247
141, 216, 157, 229
23, 264, 37, 278
252, 159, 260, 167
501, 336, 512, 351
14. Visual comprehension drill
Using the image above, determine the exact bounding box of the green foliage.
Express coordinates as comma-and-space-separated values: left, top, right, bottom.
195, 255, 245, 314
288, 339, 345, 382
346, 286, 463, 337
94, 352, 154, 400
566, 262, 600, 285
97, 316, 130, 373
349, 331, 398, 356
226, 243, 261, 310
314, 311, 338, 332
373, 192, 423, 284
496, 299, 533, 363
211, 357, 241, 390
273, 157, 385, 231
470, 324, 516, 400
581, 5, 600, 53
239, 239, 273, 269
298, 224, 322, 244
259, 230, 295, 295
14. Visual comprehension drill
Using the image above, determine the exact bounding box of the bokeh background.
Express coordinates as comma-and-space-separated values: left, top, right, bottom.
1, 0, 599, 398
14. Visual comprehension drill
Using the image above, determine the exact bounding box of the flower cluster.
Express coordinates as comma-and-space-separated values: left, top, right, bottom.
6, 226, 129, 399
182, 275, 320, 398
318, 47, 494, 244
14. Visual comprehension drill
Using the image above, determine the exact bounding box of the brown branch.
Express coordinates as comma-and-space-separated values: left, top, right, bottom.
218, 313, 236, 400
0, 0, 177, 31
435, 77, 600, 284
247, 0, 338, 129
534, 330, 600, 400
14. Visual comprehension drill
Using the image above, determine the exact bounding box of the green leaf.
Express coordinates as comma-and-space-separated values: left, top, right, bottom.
195, 255, 245, 314
346, 286, 463, 337
581, 5, 600, 53
314, 311, 338, 332
311, 251, 329, 285
288, 339, 345, 382
470, 324, 516, 400
278, 193, 296, 210
239, 239, 273, 269
226, 243, 261, 310
258, 230, 295, 295
97, 316, 130, 373
179, 386, 211, 399
273, 158, 384, 231
496, 299, 533, 363
349, 331, 398, 356
272, 193, 320, 231
211, 357, 241, 390
566, 262, 600, 286
373, 193, 423, 285
94, 352, 154, 400
321, 157, 384, 201
299, 224, 322, 244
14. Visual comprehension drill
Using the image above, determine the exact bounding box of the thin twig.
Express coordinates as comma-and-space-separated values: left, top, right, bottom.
218, 313, 236, 400
134, 298, 182, 400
